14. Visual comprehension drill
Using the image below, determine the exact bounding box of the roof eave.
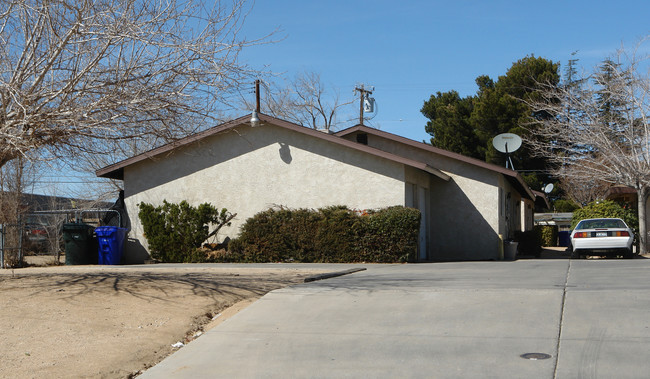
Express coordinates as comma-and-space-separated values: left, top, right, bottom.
337, 125, 534, 200
96, 113, 447, 182
423, 164, 450, 181
95, 114, 255, 179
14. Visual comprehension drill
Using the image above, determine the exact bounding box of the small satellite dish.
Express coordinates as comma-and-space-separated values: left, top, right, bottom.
543, 183, 554, 194
492, 133, 522, 154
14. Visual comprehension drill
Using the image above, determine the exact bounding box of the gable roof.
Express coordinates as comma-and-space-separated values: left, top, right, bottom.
335, 125, 535, 201
96, 113, 450, 181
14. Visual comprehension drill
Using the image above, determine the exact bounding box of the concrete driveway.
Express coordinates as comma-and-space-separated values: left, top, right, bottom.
140, 259, 650, 378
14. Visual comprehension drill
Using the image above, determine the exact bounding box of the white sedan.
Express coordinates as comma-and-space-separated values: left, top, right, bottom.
570, 218, 635, 259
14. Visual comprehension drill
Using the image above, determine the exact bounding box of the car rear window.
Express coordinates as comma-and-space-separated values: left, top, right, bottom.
576, 219, 626, 229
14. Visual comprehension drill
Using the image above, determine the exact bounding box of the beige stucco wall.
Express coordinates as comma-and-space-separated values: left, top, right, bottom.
122, 124, 407, 259
404, 166, 433, 260
344, 131, 523, 260
430, 171, 501, 260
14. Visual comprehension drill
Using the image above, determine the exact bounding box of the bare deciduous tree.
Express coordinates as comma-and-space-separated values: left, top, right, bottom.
526, 43, 650, 254
557, 168, 610, 207
0, 0, 272, 170
247, 71, 355, 131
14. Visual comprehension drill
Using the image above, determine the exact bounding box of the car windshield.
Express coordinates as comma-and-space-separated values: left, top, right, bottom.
576, 219, 627, 230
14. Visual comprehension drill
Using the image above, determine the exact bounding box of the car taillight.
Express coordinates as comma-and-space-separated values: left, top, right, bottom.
573, 232, 588, 238
615, 231, 630, 237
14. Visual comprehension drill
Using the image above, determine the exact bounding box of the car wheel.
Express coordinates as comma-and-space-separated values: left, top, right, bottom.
624, 249, 634, 259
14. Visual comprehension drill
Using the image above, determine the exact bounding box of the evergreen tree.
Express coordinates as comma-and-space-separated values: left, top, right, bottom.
421, 55, 560, 188
594, 58, 629, 143
421, 91, 480, 159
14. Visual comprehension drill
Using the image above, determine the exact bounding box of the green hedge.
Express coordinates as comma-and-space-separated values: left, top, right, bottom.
534, 225, 558, 247
571, 200, 638, 231
138, 200, 232, 263
225, 205, 420, 263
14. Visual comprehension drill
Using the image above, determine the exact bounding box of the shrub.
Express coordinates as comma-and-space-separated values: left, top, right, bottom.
227, 205, 420, 263
355, 206, 420, 262
534, 225, 558, 247
571, 200, 638, 231
138, 200, 232, 263
226, 207, 321, 263
313, 206, 358, 262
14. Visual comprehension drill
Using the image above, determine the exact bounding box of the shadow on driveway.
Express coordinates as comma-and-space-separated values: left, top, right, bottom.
518, 246, 649, 259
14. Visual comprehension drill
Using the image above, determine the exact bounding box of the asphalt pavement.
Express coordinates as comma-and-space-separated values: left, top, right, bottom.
140, 259, 650, 378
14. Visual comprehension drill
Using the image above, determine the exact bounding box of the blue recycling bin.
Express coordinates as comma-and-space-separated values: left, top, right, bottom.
558, 231, 571, 247
95, 226, 127, 265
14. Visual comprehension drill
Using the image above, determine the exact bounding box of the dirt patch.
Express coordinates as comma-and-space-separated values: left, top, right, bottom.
0, 265, 327, 378
22, 254, 65, 267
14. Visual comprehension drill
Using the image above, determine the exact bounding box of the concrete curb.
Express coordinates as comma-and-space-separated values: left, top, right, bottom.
304, 267, 367, 282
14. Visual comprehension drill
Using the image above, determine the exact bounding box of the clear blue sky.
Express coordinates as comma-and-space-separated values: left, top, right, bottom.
238, 0, 650, 142
34, 0, 650, 196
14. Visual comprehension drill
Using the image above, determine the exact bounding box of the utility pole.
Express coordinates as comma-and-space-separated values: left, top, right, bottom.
355, 84, 373, 126
255, 79, 261, 113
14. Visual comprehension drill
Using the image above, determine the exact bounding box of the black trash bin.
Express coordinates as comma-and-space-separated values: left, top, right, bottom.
62, 223, 97, 265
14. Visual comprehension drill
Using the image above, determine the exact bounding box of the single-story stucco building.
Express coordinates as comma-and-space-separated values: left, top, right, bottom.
96, 113, 538, 262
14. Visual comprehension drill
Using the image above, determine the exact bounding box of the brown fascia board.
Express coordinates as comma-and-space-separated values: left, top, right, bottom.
336, 125, 535, 201
96, 113, 450, 182
531, 190, 551, 210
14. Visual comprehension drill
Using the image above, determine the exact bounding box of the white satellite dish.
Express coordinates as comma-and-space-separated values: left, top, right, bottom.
543, 183, 554, 194
492, 133, 522, 153
492, 133, 522, 170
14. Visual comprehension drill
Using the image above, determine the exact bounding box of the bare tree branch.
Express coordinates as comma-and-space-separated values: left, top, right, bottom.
242, 71, 355, 131
0, 0, 274, 169
524, 41, 650, 254
557, 167, 610, 206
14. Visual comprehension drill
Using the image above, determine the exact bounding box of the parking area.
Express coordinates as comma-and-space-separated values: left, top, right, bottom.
142, 259, 650, 378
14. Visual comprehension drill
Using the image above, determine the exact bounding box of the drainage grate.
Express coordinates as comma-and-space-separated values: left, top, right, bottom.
520, 353, 552, 360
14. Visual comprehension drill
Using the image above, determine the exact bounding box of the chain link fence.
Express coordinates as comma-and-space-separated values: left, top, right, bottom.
0, 223, 24, 268
1, 209, 120, 268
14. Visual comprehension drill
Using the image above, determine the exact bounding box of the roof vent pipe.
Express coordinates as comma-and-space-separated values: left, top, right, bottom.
250, 110, 260, 127
250, 79, 262, 127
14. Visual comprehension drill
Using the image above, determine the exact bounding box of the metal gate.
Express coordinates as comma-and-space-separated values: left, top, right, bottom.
0, 223, 23, 268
